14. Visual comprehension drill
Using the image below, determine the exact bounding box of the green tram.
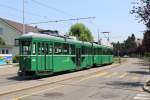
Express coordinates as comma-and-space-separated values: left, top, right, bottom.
15, 32, 113, 76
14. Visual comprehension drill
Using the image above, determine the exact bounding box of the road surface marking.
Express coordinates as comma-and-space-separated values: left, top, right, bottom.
91, 72, 108, 78
105, 72, 118, 78
132, 76, 139, 81
133, 93, 150, 100
119, 73, 128, 78
12, 85, 64, 100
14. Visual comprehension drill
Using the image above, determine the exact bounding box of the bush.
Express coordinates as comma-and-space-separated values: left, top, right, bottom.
13, 55, 19, 63
144, 52, 150, 57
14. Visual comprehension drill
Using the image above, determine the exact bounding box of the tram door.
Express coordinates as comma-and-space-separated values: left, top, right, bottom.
37, 43, 52, 70
76, 48, 81, 68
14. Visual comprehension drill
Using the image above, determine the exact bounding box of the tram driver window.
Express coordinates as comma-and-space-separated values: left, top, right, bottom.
22, 41, 31, 55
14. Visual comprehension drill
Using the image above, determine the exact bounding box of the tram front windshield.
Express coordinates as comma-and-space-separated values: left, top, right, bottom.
21, 41, 31, 55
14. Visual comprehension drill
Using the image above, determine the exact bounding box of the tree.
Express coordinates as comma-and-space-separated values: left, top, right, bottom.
143, 30, 150, 52
131, 0, 150, 53
112, 34, 137, 56
0, 37, 5, 45
69, 23, 93, 42
131, 0, 150, 29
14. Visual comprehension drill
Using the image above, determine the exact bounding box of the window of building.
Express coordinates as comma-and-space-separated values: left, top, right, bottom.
6, 49, 9, 54
0, 28, 3, 35
2, 49, 5, 54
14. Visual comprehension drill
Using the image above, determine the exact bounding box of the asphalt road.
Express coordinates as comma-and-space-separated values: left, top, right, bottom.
2, 58, 150, 100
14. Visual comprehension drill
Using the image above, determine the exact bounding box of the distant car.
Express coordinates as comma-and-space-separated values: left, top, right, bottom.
123, 55, 129, 58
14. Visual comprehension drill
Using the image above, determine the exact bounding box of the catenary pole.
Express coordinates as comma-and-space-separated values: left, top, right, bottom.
23, 0, 25, 34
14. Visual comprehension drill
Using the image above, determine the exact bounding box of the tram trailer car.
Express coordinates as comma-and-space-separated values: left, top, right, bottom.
15, 32, 113, 76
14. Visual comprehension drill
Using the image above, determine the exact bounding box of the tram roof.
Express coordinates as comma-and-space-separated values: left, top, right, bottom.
18, 32, 92, 46
18, 32, 113, 49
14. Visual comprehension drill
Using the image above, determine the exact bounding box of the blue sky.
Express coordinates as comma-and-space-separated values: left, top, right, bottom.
0, 0, 146, 42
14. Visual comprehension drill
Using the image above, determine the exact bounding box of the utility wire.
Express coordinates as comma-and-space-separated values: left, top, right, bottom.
28, 17, 96, 24
31, 0, 75, 17
0, 3, 47, 18
31, 0, 101, 38
31, 0, 100, 30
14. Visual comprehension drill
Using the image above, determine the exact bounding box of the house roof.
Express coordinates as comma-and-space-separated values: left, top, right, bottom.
0, 18, 43, 34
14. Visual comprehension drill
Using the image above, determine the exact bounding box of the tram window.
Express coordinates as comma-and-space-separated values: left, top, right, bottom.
38, 43, 41, 54
21, 41, 31, 55
32, 43, 36, 54
94, 48, 96, 55
62, 44, 69, 54
54, 43, 62, 55
90, 48, 92, 55
41, 43, 45, 54
87, 47, 91, 55
49, 44, 53, 54
103, 49, 105, 55
100, 48, 102, 55
102, 48, 104, 55
70, 45, 75, 55
82, 46, 86, 55
45, 43, 48, 54
105, 49, 107, 55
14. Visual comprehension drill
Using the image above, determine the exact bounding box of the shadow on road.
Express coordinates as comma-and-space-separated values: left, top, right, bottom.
106, 81, 144, 88
128, 71, 150, 75
7, 71, 71, 81
6, 69, 86, 81
132, 62, 149, 66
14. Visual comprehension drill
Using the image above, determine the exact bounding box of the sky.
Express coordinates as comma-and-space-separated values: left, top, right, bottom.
0, 0, 146, 43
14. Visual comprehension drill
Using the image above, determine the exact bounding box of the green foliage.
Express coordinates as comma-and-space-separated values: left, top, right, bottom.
69, 23, 93, 42
143, 30, 150, 52
131, 0, 150, 29
112, 34, 137, 56
131, 1, 150, 54
144, 52, 150, 57
13, 55, 19, 63
0, 37, 5, 45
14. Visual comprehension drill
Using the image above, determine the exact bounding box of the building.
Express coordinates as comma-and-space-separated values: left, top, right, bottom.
0, 17, 44, 65
135, 38, 143, 47
0, 17, 42, 56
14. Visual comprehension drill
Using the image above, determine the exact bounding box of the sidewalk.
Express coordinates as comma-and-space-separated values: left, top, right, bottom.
0, 63, 18, 69
0, 63, 18, 76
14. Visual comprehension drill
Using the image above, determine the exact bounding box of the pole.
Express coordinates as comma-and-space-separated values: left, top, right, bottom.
98, 29, 100, 44
118, 50, 121, 63
23, 0, 25, 34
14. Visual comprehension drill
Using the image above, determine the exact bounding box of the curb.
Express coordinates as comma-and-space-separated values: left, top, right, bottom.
143, 85, 150, 93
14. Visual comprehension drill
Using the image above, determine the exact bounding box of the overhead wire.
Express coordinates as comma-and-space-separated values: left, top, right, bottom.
31, 0, 76, 18
0, 3, 47, 19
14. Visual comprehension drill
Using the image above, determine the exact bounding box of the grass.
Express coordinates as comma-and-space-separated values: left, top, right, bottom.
113, 57, 122, 63
144, 57, 150, 62
143, 57, 150, 86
